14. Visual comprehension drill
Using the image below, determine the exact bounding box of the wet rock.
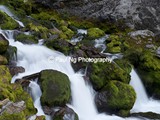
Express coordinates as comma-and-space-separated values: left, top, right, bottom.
1, 101, 26, 114
131, 112, 160, 119
53, 107, 79, 120
9, 66, 25, 76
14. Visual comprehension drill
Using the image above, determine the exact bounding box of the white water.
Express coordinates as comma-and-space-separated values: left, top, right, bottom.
0, 5, 24, 27
29, 80, 45, 116
130, 69, 160, 114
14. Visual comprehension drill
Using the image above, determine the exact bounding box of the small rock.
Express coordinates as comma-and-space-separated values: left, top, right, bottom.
9, 66, 25, 76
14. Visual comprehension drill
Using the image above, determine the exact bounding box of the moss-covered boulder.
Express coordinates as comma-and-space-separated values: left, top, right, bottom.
87, 28, 105, 38
0, 55, 8, 65
88, 61, 131, 90
95, 81, 136, 117
0, 11, 19, 30
0, 34, 9, 54
39, 70, 71, 107
106, 35, 122, 53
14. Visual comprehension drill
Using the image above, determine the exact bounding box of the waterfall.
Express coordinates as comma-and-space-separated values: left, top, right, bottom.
130, 69, 160, 114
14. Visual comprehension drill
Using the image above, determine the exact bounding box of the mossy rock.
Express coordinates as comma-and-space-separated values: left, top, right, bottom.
88, 62, 131, 90
125, 49, 160, 71
0, 11, 19, 30
39, 70, 71, 107
106, 35, 122, 53
95, 81, 136, 116
15, 33, 38, 44
0, 65, 36, 117
60, 26, 74, 39
0, 55, 8, 65
45, 39, 71, 55
0, 35, 9, 54
0, 112, 26, 120
26, 23, 49, 39
87, 28, 105, 39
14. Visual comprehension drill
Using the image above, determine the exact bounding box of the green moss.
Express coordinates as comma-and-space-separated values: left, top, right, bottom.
40, 70, 71, 107
15, 33, 38, 44
0, 11, 19, 30
27, 23, 49, 39
89, 62, 131, 90
103, 81, 136, 112
87, 28, 105, 39
0, 112, 26, 120
0, 55, 8, 65
60, 26, 74, 39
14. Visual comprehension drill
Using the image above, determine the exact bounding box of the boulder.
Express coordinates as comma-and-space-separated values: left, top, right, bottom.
95, 81, 136, 117
0, 55, 8, 65
9, 66, 25, 76
0, 34, 9, 54
39, 70, 71, 107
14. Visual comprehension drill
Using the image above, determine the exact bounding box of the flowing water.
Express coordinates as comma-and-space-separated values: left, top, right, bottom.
130, 69, 160, 114
1, 5, 160, 120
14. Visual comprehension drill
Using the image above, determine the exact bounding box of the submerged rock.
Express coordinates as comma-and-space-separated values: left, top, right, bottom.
131, 112, 160, 119
95, 80, 136, 117
39, 70, 71, 107
53, 107, 79, 120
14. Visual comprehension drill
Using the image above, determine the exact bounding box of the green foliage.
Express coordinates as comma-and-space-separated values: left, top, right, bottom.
40, 70, 71, 107
0, 11, 19, 30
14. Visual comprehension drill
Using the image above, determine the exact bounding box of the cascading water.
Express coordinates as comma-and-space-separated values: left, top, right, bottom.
130, 69, 160, 114
1, 29, 126, 120
1, 5, 160, 120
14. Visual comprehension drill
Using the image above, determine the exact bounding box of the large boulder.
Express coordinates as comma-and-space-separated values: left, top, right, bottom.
0, 34, 9, 54
39, 70, 71, 107
95, 80, 136, 117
